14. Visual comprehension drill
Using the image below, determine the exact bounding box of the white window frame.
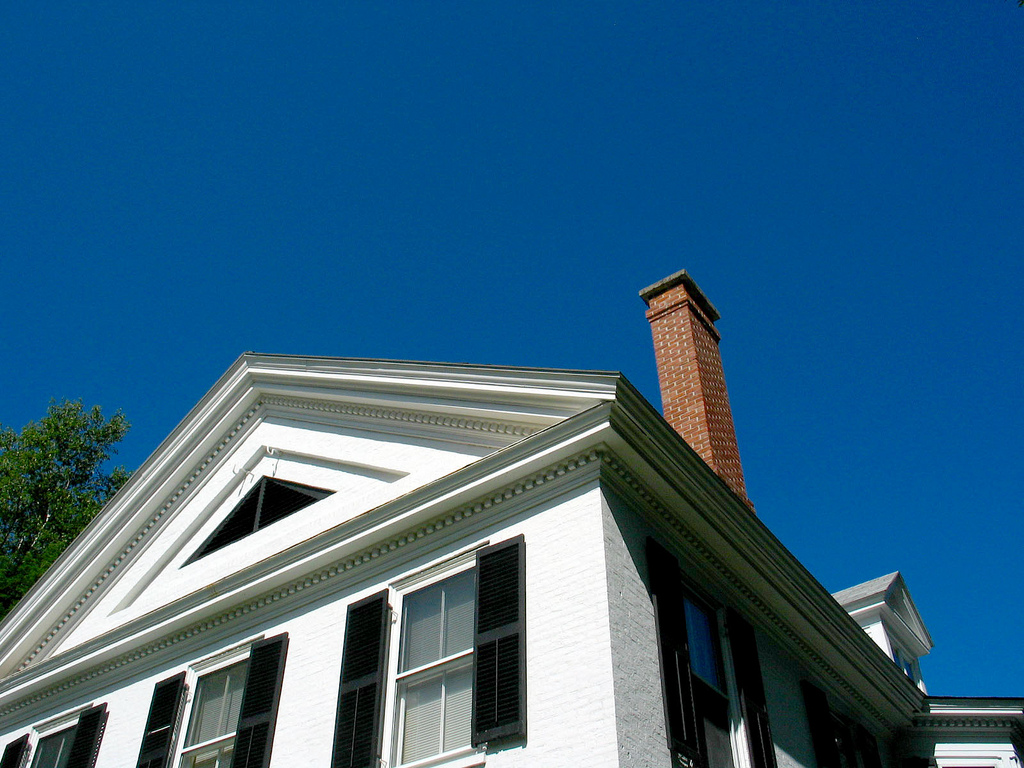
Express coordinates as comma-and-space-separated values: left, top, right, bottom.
172, 637, 259, 768
379, 546, 488, 768
719, 609, 754, 768
891, 644, 921, 684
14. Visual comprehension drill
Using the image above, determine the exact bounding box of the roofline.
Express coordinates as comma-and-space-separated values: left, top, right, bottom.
833, 572, 901, 606
241, 351, 621, 378
0, 355, 625, 673
604, 385, 925, 727
0, 355, 929, 728
926, 696, 1024, 709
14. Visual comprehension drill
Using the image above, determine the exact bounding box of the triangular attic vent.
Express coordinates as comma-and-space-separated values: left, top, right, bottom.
187, 477, 333, 563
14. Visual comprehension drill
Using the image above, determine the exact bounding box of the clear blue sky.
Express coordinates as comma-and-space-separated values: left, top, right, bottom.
1, 4, 1021, 697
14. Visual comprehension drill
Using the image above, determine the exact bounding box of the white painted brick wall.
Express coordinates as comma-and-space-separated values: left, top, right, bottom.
487, 483, 621, 768
757, 629, 820, 768
601, 488, 671, 767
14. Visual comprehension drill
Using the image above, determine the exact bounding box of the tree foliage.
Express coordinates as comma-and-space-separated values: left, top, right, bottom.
0, 400, 130, 620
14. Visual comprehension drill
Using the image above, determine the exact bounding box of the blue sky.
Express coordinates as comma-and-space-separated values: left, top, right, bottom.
1, 4, 1021, 697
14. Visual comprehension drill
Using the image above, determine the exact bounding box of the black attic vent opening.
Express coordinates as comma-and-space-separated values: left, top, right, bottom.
188, 477, 333, 563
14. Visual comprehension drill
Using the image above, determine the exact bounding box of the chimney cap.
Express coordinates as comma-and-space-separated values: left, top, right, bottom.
639, 269, 721, 322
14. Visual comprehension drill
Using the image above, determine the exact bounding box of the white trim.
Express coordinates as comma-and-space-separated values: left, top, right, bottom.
391, 544, 486, 592
0, 430, 603, 718
27, 724, 77, 768
396, 649, 474, 683
720, 609, 753, 768
383, 551, 483, 768
0, 356, 614, 680
392, 745, 486, 768
188, 636, 258, 676
32, 706, 87, 739
177, 734, 236, 768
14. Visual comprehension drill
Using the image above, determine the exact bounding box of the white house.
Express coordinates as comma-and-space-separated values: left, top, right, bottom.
0, 270, 1019, 768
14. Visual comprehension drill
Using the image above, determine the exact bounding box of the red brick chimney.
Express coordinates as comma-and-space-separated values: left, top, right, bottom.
640, 270, 750, 506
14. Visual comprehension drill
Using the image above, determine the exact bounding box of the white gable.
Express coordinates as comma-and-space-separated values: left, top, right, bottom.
55, 413, 492, 651
834, 571, 933, 659
833, 570, 933, 694
0, 355, 619, 677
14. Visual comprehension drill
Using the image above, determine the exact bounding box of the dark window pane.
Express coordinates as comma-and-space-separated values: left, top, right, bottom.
684, 599, 721, 689
31, 728, 75, 768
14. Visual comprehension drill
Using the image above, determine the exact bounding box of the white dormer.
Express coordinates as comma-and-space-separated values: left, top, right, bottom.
833, 572, 933, 692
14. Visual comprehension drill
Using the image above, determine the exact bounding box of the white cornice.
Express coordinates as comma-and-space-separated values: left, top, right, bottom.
0, 365, 937, 735
0, 400, 616, 711
260, 394, 539, 442
603, 382, 924, 729
241, 354, 620, 422
241, 354, 621, 399
0, 359, 618, 677
1, 412, 924, 730
0, 445, 605, 719
919, 698, 1024, 734
16, 402, 263, 672
11, 393, 543, 672
913, 705, 1024, 740
602, 455, 901, 727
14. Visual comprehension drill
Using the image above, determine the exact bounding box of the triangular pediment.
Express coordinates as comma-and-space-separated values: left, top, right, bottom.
0, 355, 620, 677
834, 571, 933, 658
883, 574, 932, 654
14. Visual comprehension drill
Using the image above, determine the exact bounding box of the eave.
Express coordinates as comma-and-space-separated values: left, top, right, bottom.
0, 366, 927, 733
0, 399, 619, 718
602, 379, 924, 731
913, 697, 1024, 748
0, 355, 620, 679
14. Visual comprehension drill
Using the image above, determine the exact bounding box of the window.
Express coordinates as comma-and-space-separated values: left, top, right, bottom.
0, 735, 30, 768
647, 537, 776, 768
31, 728, 75, 768
135, 635, 289, 768
187, 477, 333, 562
394, 569, 476, 764
10, 705, 110, 768
891, 647, 919, 683
683, 596, 733, 768
332, 537, 526, 768
801, 681, 882, 768
685, 597, 723, 689
179, 661, 248, 768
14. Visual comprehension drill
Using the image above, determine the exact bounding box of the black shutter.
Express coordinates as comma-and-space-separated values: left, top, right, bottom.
136, 672, 187, 768
0, 735, 28, 768
65, 704, 108, 768
801, 681, 840, 768
472, 535, 526, 746
234, 634, 289, 768
332, 591, 390, 768
728, 610, 777, 768
647, 537, 700, 762
856, 725, 883, 768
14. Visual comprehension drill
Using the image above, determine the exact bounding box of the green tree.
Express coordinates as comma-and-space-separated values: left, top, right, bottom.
0, 400, 130, 620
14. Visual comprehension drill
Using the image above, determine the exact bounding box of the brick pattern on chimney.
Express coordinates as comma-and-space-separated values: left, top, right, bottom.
642, 273, 749, 505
